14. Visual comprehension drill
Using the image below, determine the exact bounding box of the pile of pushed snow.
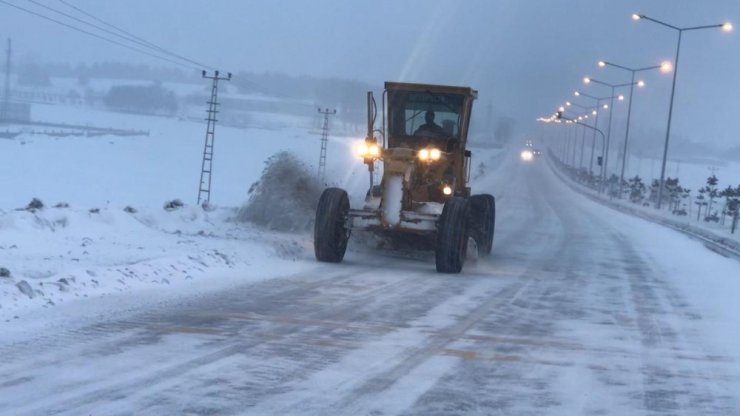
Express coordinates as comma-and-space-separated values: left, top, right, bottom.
238, 151, 322, 232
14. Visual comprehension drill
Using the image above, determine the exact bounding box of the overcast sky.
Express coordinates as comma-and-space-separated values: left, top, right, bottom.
2, 0, 739, 151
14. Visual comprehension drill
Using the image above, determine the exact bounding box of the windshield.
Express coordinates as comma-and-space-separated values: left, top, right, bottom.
388, 90, 465, 144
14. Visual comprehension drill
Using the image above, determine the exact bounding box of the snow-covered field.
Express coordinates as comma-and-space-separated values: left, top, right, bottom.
0, 101, 374, 321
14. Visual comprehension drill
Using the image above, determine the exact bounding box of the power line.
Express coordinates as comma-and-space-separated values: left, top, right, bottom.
54, 1, 274, 95
58, 0, 167, 49
50, 0, 214, 70
0, 0, 201, 71
3, 0, 274, 94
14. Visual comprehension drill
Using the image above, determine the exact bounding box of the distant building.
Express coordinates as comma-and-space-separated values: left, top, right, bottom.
0, 101, 31, 123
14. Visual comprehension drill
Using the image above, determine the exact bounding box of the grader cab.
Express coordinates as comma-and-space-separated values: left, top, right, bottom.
314, 82, 495, 273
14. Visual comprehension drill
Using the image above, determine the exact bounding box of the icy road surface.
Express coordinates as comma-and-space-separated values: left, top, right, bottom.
2, 154, 739, 415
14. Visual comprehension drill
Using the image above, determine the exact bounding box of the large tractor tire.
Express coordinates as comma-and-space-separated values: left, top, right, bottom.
314, 188, 350, 263
469, 194, 495, 257
435, 197, 471, 273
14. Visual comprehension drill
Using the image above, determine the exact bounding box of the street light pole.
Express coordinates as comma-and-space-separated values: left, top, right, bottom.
633, 13, 732, 209
659, 29, 682, 209
561, 109, 584, 168
583, 78, 636, 196
566, 102, 596, 174
570, 122, 578, 166
573, 97, 601, 178
547, 113, 607, 180
579, 118, 587, 169
598, 60, 668, 198
574, 91, 622, 191
538, 112, 608, 183
621, 71, 636, 198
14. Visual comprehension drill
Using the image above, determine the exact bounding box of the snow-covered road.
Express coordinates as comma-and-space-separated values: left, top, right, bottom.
1, 151, 739, 415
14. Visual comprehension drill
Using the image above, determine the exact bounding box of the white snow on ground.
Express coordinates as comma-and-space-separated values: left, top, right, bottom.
546, 156, 740, 356
2, 102, 365, 208
559, 142, 740, 241
551, 154, 740, 247
547, 159, 740, 413
0, 204, 314, 321
0, 101, 373, 321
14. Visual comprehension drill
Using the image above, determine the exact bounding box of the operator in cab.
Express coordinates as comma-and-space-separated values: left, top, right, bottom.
414, 110, 447, 137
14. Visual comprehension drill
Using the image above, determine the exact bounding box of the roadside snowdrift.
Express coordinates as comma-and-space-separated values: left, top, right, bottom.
0, 202, 310, 321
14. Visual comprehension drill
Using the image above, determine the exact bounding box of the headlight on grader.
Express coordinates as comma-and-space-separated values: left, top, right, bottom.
368, 143, 381, 157
442, 185, 453, 196
430, 148, 441, 160
418, 147, 441, 162
356, 141, 381, 159
356, 142, 369, 157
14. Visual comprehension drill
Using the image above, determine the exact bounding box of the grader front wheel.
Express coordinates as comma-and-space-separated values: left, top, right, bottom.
314, 188, 350, 262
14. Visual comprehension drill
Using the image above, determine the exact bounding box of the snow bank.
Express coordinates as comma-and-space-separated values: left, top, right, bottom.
0, 202, 311, 321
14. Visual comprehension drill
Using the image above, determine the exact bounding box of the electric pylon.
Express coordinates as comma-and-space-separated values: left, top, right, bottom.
1, 38, 11, 122
197, 70, 231, 206
317, 107, 336, 183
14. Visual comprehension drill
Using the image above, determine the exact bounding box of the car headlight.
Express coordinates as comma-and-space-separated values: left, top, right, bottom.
442, 185, 453, 195
520, 149, 534, 161
418, 148, 430, 161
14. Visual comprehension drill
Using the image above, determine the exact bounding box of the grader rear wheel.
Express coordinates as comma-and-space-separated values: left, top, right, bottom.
469, 194, 495, 257
435, 197, 470, 273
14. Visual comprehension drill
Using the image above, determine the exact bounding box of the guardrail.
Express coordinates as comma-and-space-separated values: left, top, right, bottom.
546, 152, 740, 261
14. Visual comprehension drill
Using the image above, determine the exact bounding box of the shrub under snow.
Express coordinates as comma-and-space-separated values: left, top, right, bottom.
237, 151, 322, 232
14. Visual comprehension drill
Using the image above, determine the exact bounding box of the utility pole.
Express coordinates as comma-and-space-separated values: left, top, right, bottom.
317, 107, 336, 183
197, 70, 231, 207
1, 38, 11, 122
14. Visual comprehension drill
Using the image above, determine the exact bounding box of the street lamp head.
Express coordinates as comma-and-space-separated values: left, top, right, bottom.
618, 94, 625, 101
722, 22, 733, 32
592, 110, 597, 115
637, 80, 645, 87
565, 101, 572, 106
583, 77, 592, 84
598, 61, 606, 68
578, 116, 583, 120
559, 106, 565, 112
602, 104, 609, 109
574, 91, 581, 96
660, 61, 673, 73
632, 13, 642, 21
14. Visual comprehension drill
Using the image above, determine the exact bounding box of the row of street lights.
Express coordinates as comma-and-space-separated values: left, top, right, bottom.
540, 13, 731, 206
633, 14, 732, 208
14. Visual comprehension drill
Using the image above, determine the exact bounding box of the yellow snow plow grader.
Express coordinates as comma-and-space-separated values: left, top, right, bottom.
314, 82, 495, 273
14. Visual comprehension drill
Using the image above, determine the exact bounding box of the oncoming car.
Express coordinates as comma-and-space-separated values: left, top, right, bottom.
520, 148, 534, 161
